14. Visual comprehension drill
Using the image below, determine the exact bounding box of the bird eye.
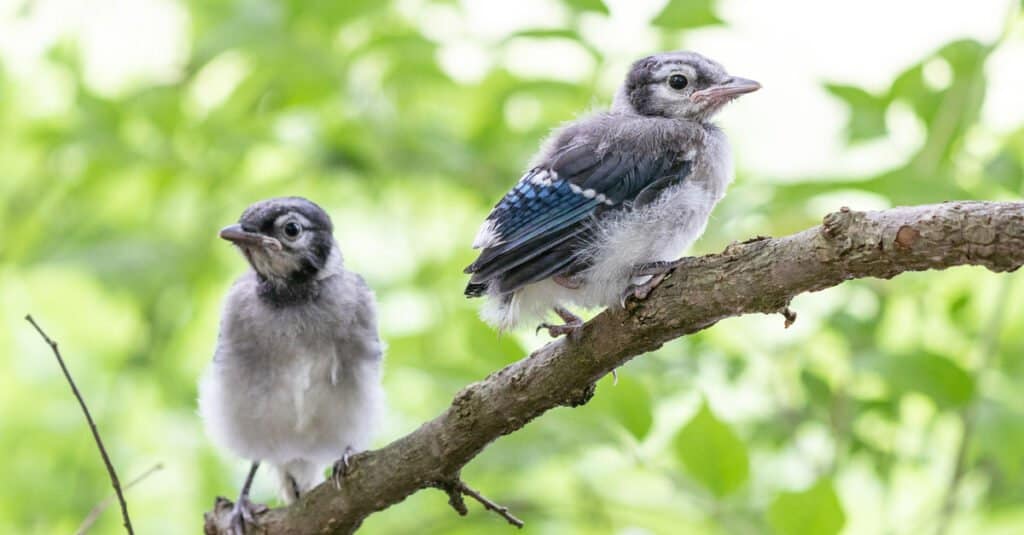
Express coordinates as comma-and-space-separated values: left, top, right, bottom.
283, 222, 302, 238
668, 74, 688, 90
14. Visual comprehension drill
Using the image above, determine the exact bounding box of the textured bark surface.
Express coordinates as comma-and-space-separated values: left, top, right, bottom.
204, 201, 1024, 534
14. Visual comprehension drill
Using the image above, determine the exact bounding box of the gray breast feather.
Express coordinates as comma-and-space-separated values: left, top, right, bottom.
198, 269, 384, 498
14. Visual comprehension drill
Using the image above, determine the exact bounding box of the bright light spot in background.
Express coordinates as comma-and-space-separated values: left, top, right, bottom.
186, 50, 250, 118
922, 57, 954, 92
460, 0, 570, 41
504, 94, 544, 132
437, 39, 493, 84
0, 0, 190, 97
416, 0, 1020, 183
690, 0, 1014, 179
503, 37, 596, 82
78, 0, 189, 95
378, 290, 436, 336
582, 0, 663, 61
1, 0, 1019, 180
984, 39, 1024, 132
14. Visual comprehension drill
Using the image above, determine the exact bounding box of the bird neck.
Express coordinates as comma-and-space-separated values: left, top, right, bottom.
255, 272, 322, 307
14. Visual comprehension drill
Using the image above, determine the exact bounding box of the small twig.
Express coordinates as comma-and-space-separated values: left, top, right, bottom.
25, 315, 134, 535
77, 463, 163, 534
782, 305, 798, 325
437, 478, 524, 528
435, 480, 469, 516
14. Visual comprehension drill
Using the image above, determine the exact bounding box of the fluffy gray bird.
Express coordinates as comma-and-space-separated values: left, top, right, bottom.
198, 197, 384, 532
464, 51, 759, 336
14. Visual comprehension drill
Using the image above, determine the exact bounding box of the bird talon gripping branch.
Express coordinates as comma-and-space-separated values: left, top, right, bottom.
330, 446, 356, 490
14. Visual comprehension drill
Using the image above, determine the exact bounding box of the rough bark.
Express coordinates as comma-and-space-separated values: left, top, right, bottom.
204, 201, 1024, 534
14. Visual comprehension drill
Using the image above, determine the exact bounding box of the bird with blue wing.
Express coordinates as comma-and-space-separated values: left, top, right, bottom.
465, 51, 760, 337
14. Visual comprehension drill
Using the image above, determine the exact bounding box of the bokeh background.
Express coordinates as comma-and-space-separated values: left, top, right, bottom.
2, 0, 1024, 533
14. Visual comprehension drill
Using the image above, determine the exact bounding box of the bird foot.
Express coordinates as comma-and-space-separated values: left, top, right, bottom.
226, 496, 266, 535
536, 306, 583, 339
330, 446, 356, 489
620, 260, 684, 306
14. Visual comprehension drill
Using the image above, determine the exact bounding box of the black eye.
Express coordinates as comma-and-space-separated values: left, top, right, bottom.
283, 222, 301, 238
668, 74, 688, 90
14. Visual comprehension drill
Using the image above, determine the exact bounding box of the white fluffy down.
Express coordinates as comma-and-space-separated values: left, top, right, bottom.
481, 122, 733, 331
198, 258, 385, 504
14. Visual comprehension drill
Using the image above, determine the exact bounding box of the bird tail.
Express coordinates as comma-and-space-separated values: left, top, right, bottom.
464, 281, 488, 297
479, 291, 520, 332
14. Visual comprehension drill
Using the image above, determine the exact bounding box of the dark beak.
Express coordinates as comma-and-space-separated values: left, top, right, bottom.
219, 224, 266, 247
691, 77, 761, 102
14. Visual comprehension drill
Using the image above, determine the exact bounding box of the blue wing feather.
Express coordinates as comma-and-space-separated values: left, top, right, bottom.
465, 142, 693, 296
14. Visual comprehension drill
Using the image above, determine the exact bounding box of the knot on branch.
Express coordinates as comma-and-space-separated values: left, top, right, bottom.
894, 225, 920, 249
820, 206, 862, 240
565, 383, 596, 407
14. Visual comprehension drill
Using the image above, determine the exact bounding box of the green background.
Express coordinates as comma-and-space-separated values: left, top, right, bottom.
2, 0, 1023, 533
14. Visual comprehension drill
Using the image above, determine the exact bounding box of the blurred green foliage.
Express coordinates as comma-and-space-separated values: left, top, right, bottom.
1, 1, 1022, 534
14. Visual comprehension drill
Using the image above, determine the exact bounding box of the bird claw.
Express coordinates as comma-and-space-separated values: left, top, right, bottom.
621, 260, 685, 306
330, 446, 356, 489
536, 306, 583, 339
536, 322, 582, 338
226, 496, 265, 535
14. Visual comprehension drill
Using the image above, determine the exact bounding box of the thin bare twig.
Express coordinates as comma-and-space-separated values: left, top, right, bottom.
77, 463, 163, 534
25, 315, 134, 535
457, 480, 525, 528
436, 478, 524, 528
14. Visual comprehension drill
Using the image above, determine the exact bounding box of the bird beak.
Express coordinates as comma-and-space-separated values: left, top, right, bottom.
219, 224, 282, 251
691, 77, 761, 102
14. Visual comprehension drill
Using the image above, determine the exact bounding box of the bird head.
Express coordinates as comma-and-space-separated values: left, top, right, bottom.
615, 51, 760, 121
219, 197, 340, 284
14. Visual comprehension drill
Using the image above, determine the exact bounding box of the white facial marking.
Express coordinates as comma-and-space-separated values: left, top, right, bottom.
569, 184, 583, 194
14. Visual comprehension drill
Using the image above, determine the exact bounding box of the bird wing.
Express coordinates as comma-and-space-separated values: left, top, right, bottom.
464, 142, 693, 295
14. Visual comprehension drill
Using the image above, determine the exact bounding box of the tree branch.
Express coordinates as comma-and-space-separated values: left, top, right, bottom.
25, 315, 135, 535
204, 201, 1024, 534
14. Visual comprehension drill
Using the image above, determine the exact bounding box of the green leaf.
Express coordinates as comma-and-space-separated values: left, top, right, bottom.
587, 374, 654, 439
673, 400, 749, 497
870, 352, 975, 408
824, 83, 889, 142
564, 0, 610, 15
768, 478, 846, 535
652, 0, 723, 29
984, 148, 1023, 191
800, 369, 832, 406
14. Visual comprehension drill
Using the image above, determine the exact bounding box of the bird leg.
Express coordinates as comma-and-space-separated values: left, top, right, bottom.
330, 446, 356, 490
621, 260, 684, 305
536, 306, 583, 338
227, 461, 266, 535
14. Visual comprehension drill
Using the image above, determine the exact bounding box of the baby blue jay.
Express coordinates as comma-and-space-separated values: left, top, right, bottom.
464, 51, 759, 336
199, 197, 384, 534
